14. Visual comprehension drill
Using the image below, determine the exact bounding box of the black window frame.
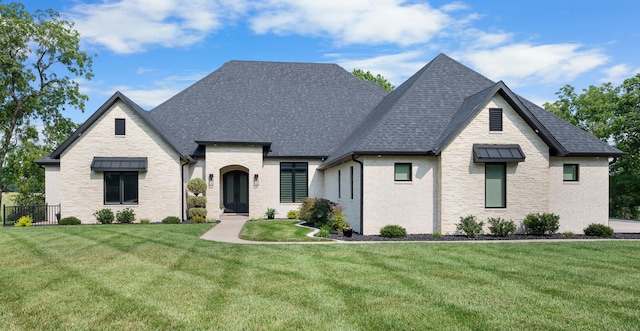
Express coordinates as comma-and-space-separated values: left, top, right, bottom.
350, 166, 354, 199
280, 162, 308, 203
485, 163, 506, 208
563, 164, 579, 182
104, 171, 138, 205
115, 118, 126, 135
489, 108, 503, 132
338, 170, 341, 199
394, 163, 412, 182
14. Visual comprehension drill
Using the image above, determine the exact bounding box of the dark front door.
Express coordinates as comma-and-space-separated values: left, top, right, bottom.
223, 171, 249, 213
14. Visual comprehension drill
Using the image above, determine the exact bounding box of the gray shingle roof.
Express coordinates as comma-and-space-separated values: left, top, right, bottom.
322, 53, 623, 168
149, 60, 388, 157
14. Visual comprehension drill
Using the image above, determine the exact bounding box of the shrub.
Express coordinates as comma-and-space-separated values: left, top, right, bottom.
191, 215, 206, 223
298, 197, 336, 228
188, 207, 208, 219
433, 231, 442, 238
116, 208, 135, 223
139, 218, 151, 224
456, 215, 484, 238
187, 178, 207, 196
287, 210, 299, 219
162, 216, 181, 224
380, 224, 407, 238
15, 215, 33, 227
265, 208, 276, 219
563, 231, 575, 238
94, 208, 114, 224
329, 205, 350, 235
584, 223, 614, 237
488, 217, 516, 237
316, 224, 331, 238
524, 213, 560, 235
187, 196, 207, 208
59, 216, 81, 225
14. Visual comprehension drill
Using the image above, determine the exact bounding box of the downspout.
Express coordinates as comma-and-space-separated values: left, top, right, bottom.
351, 154, 364, 234
180, 159, 190, 221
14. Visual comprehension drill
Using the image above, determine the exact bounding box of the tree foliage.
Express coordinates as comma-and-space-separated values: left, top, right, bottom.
0, 2, 92, 206
544, 74, 640, 218
352, 69, 395, 92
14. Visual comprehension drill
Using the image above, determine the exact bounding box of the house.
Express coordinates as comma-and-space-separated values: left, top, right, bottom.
38, 54, 623, 234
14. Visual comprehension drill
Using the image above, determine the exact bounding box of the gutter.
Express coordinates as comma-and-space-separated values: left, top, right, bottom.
351, 154, 364, 234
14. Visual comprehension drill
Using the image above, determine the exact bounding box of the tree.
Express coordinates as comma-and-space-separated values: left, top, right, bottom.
544, 74, 640, 218
352, 69, 395, 92
0, 2, 93, 207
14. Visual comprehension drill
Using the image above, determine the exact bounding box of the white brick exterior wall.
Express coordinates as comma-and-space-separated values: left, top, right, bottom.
44, 166, 61, 206
53, 100, 183, 223
549, 157, 610, 232
323, 161, 362, 233
439, 95, 550, 234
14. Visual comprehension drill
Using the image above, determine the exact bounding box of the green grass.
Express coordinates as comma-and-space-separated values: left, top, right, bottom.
239, 219, 329, 242
1, 225, 639, 330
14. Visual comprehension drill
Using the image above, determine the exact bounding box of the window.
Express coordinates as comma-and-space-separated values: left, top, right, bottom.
338, 170, 341, 199
485, 163, 506, 208
350, 166, 354, 199
489, 108, 503, 132
280, 162, 308, 203
563, 164, 579, 181
115, 118, 126, 135
104, 172, 138, 204
394, 163, 412, 181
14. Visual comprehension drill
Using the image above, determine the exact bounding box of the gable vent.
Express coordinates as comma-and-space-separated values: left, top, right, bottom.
489, 108, 503, 132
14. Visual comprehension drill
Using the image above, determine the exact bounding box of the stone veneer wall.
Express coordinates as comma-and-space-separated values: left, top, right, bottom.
56, 101, 182, 223
439, 95, 550, 234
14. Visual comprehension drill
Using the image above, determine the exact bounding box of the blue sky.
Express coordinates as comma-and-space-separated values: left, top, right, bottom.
21, 0, 640, 124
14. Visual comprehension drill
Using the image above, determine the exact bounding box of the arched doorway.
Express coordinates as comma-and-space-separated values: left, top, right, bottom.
222, 170, 249, 213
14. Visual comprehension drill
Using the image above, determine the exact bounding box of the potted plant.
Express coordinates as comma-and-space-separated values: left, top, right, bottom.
343, 224, 353, 237
265, 207, 276, 219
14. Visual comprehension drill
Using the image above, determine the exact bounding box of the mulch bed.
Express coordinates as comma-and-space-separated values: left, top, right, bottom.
328, 232, 640, 242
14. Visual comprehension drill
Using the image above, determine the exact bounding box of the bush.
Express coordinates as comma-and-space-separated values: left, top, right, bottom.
187, 196, 207, 208
265, 208, 276, 219
563, 231, 575, 238
380, 224, 407, 238
188, 207, 207, 219
584, 223, 614, 237
316, 224, 331, 237
94, 208, 114, 224
287, 210, 299, 219
15, 215, 33, 227
524, 213, 560, 235
488, 217, 516, 237
187, 178, 207, 196
139, 218, 151, 224
433, 231, 442, 238
329, 205, 350, 235
162, 216, 181, 224
298, 197, 336, 228
59, 216, 81, 225
191, 215, 206, 223
116, 208, 135, 223
456, 215, 484, 238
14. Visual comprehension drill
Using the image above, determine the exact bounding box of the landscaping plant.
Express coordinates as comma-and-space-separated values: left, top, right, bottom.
583, 223, 614, 237
380, 224, 407, 238
161, 216, 181, 224
488, 217, 516, 237
456, 215, 484, 238
298, 197, 335, 227
59, 216, 81, 225
265, 208, 277, 219
186, 178, 207, 196
287, 210, 299, 219
94, 208, 114, 224
116, 208, 135, 223
15, 215, 32, 227
524, 213, 560, 235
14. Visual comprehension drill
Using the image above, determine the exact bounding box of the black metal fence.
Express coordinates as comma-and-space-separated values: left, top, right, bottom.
3, 204, 61, 226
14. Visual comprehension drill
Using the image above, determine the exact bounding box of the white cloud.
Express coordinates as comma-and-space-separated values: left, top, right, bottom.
331, 51, 430, 85
600, 64, 640, 84
456, 43, 609, 86
249, 0, 451, 46
111, 72, 206, 108
67, 0, 247, 53
440, 1, 470, 12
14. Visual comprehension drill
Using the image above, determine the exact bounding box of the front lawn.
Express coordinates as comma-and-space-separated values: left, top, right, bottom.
1, 224, 639, 330
239, 219, 329, 242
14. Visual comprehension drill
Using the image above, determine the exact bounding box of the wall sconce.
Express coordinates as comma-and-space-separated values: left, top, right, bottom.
253, 174, 259, 187
208, 173, 214, 188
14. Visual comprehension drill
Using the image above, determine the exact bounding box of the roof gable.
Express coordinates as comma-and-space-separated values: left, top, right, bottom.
44, 92, 191, 163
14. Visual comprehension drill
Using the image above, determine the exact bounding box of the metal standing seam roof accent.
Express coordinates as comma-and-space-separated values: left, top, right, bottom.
90, 157, 148, 171
473, 144, 525, 163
